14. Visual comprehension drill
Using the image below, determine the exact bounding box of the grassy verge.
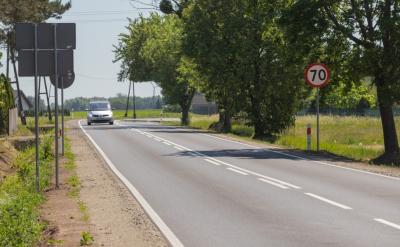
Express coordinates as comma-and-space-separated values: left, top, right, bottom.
63, 136, 92, 246
163, 115, 400, 162
64, 137, 90, 223
0, 136, 53, 246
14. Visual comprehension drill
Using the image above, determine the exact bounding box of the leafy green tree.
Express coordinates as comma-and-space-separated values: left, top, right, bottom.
183, 1, 248, 132
115, 14, 197, 125
0, 74, 15, 135
184, 0, 307, 137
283, 0, 400, 164
323, 81, 376, 110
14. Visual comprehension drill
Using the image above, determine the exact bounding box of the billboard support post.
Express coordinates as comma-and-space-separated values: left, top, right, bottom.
53, 24, 60, 189
34, 23, 40, 192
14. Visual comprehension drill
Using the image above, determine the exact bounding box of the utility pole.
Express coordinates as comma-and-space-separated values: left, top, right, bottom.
125, 81, 131, 117
132, 81, 137, 119
44, 77, 52, 121
151, 82, 156, 108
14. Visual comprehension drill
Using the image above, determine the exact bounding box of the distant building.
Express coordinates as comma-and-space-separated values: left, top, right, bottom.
13, 90, 33, 111
191, 93, 217, 115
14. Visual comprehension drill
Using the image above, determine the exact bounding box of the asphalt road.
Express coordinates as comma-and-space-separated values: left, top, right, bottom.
81, 120, 400, 247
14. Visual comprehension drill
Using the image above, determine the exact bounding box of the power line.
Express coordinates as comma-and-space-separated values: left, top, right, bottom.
60, 18, 130, 23
63, 10, 150, 16
75, 73, 118, 80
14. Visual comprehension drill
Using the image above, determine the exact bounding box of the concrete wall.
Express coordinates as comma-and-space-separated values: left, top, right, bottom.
8, 108, 18, 135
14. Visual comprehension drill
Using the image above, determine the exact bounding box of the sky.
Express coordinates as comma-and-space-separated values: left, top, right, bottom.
0, 0, 161, 100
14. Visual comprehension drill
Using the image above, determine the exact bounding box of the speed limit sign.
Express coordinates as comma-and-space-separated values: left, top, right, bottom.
304, 63, 330, 88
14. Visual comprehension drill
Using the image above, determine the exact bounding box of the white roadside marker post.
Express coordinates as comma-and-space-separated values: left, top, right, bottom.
307, 123, 312, 151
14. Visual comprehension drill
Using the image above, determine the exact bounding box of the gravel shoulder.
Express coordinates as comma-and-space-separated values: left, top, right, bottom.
66, 120, 167, 246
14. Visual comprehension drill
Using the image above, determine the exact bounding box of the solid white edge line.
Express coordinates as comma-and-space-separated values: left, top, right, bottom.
79, 120, 184, 247
227, 167, 248, 176
304, 192, 352, 210
204, 158, 221, 166
163, 142, 172, 146
258, 178, 289, 189
374, 218, 400, 230
201, 133, 400, 182
174, 146, 184, 151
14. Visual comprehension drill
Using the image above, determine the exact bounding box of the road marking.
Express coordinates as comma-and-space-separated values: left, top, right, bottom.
258, 178, 289, 189
227, 168, 248, 176
154, 138, 162, 142
304, 193, 352, 210
79, 121, 184, 247
204, 159, 221, 166
163, 142, 172, 146
174, 146, 184, 151
374, 218, 400, 230
200, 132, 400, 181
119, 122, 302, 191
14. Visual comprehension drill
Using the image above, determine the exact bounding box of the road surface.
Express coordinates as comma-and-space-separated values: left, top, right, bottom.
80, 120, 400, 247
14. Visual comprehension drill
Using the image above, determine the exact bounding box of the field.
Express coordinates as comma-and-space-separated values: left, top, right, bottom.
166, 115, 400, 162
20, 111, 400, 162
70, 109, 181, 119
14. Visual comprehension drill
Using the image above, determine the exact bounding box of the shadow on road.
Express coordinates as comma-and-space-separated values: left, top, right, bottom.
166, 148, 357, 164
167, 149, 303, 161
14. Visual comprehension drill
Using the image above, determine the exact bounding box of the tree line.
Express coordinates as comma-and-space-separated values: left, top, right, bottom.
63, 95, 162, 111
116, 0, 400, 165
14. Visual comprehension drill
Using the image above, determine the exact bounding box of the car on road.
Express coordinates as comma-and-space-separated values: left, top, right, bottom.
87, 101, 114, 125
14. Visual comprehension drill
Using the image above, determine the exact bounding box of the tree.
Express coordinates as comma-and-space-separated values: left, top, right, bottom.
283, 0, 400, 164
184, 0, 307, 137
183, 1, 247, 132
0, 74, 15, 135
0, 0, 71, 124
129, 0, 190, 17
114, 14, 197, 125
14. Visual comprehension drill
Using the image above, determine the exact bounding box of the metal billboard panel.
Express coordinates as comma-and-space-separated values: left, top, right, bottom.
15, 23, 34, 50
15, 23, 76, 50
57, 23, 76, 49
18, 50, 74, 77
50, 72, 75, 89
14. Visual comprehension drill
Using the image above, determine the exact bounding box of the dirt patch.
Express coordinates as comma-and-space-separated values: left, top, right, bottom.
39, 162, 92, 246
8, 136, 36, 151
0, 140, 17, 180
66, 120, 167, 246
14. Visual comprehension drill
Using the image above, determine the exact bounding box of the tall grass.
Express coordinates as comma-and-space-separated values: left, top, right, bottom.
276, 116, 395, 160
0, 136, 53, 246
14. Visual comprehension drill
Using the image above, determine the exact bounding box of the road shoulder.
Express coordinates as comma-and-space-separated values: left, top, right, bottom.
67, 120, 167, 246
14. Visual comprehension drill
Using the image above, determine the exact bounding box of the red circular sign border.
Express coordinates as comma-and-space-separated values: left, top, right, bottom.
304, 63, 331, 88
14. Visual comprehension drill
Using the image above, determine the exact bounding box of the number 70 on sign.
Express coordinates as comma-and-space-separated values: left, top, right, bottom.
304, 63, 331, 88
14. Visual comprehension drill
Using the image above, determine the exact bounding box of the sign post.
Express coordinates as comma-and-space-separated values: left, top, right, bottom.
34, 24, 40, 192
16, 23, 76, 190
304, 63, 331, 152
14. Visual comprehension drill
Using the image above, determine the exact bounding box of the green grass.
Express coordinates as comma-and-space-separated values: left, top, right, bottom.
63, 137, 90, 223
80, 231, 94, 246
164, 115, 400, 162
0, 136, 54, 246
